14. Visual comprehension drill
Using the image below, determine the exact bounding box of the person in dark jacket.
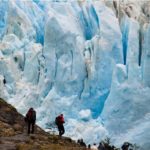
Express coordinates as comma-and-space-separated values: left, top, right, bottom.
3, 76, 6, 84
55, 114, 65, 137
87, 144, 91, 149
98, 142, 105, 150
121, 142, 130, 150
25, 108, 36, 134
80, 139, 86, 147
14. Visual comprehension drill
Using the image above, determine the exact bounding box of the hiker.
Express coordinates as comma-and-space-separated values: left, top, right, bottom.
98, 142, 105, 150
77, 139, 81, 144
121, 142, 130, 150
79, 139, 86, 147
25, 107, 36, 134
87, 144, 91, 149
91, 143, 98, 150
3, 76, 6, 84
55, 114, 65, 137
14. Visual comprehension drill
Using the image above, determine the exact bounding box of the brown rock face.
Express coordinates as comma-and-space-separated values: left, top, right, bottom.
13, 124, 24, 132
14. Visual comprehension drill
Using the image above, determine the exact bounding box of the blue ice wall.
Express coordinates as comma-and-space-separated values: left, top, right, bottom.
78, 4, 100, 40
0, 0, 8, 39
142, 24, 150, 87
16, 0, 45, 44
120, 16, 130, 65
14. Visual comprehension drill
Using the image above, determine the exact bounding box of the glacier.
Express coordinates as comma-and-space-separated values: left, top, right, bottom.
0, 0, 150, 149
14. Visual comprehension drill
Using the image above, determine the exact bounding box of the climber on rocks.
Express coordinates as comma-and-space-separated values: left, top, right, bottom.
25, 107, 36, 134
55, 114, 65, 137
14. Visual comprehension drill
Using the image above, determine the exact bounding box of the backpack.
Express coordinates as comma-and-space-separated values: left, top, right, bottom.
55, 115, 65, 125
27, 109, 36, 121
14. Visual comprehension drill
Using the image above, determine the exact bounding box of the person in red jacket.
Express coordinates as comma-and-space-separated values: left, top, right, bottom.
55, 114, 65, 137
25, 108, 36, 134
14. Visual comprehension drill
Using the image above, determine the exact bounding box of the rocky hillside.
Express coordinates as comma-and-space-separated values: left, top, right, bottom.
0, 98, 85, 150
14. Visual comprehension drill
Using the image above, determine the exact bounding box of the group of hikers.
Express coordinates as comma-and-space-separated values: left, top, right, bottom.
24, 107, 65, 137
77, 139, 134, 150
25, 108, 134, 150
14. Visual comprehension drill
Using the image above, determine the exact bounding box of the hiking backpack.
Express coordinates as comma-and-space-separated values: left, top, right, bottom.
27, 110, 36, 121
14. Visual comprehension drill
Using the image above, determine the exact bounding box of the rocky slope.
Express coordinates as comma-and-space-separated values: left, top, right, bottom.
0, 98, 85, 150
